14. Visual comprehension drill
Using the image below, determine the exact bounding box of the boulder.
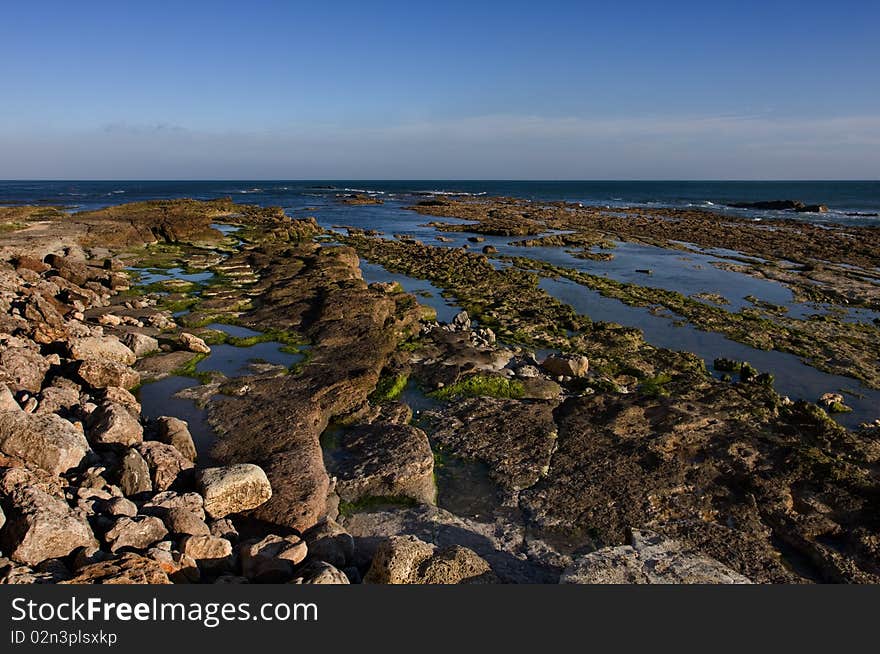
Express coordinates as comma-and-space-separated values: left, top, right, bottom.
364, 535, 495, 584
100, 386, 141, 414
101, 497, 138, 517
77, 359, 140, 389
196, 464, 272, 519
239, 534, 308, 582
87, 402, 143, 446
60, 553, 171, 584
0, 411, 89, 475
0, 347, 50, 393
209, 518, 239, 542
0, 483, 95, 566
35, 386, 80, 416
332, 423, 436, 505
136, 441, 194, 491
290, 561, 350, 585
541, 354, 589, 378
304, 518, 355, 568
180, 535, 233, 572
103, 516, 168, 553
141, 491, 205, 520
122, 332, 159, 357
179, 332, 210, 354
118, 448, 152, 496
68, 336, 136, 366
162, 507, 210, 537
155, 416, 197, 462
0, 383, 20, 412
559, 529, 752, 584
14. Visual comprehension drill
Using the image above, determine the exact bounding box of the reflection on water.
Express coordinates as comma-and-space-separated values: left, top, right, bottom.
359, 261, 462, 323
137, 376, 217, 465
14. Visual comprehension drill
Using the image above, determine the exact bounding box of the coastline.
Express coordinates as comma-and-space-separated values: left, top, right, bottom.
0, 192, 878, 584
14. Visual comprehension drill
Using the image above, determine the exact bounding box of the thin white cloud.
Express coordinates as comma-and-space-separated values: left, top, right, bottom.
1, 113, 878, 179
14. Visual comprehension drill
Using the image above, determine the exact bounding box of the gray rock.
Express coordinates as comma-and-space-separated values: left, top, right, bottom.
559, 529, 752, 584
155, 416, 197, 462
118, 448, 152, 496
121, 332, 160, 358
0, 411, 89, 475
103, 516, 168, 553
196, 464, 272, 519
87, 402, 143, 446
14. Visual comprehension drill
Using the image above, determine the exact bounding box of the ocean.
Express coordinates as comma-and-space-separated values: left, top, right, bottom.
0, 180, 878, 225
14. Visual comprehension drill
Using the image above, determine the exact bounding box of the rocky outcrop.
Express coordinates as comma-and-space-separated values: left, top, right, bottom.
560, 530, 752, 584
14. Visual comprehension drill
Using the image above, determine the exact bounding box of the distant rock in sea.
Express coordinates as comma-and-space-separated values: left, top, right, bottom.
726, 199, 828, 213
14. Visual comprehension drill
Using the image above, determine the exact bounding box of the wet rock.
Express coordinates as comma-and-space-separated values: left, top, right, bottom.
561, 530, 752, 584
0, 411, 89, 475
121, 332, 160, 357
60, 553, 171, 584
77, 359, 140, 390
364, 535, 495, 584
103, 515, 168, 553
87, 402, 143, 446
136, 441, 194, 491
290, 561, 350, 584
196, 464, 272, 519
180, 535, 233, 572
239, 534, 308, 582
332, 423, 436, 506
0, 482, 96, 566
118, 448, 152, 496
0, 346, 50, 393
163, 507, 210, 537
69, 336, 136, 366
541, 354, 589, 378
155, 416, 197, 462
179, 332, 210, 354
481, 245, 497, 254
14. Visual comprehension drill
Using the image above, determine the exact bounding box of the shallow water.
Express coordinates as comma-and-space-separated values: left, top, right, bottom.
359, 261, 462, 323
539, 277, 880, 428
128, 267, 214, 285
137, 375, 217, 465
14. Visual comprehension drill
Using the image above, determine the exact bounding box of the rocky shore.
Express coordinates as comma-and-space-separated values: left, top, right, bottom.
1, 197, 879, 584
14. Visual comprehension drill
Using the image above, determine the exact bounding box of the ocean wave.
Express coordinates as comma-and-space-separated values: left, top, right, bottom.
414, 190, 487, 197
342, 188, 385, 195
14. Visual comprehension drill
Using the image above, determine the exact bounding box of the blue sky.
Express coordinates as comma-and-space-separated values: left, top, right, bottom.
1, 0, 878, 179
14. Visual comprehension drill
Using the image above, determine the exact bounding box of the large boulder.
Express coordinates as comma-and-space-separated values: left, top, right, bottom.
0, 346, 50, 393
136, 441, 194, 491
364, 535, 495, 584
86, 402, 143, 446
0, 411, 89, 475
68, 336, 136, 366
155, 416, 197, 462
332, 423, 436, 505
60, 553, 171, 584
77, 359, 140, 390
559, 530, 752, 584
0, 482, 96, 566
196, 464, 272, 519
121, 332, 159, 358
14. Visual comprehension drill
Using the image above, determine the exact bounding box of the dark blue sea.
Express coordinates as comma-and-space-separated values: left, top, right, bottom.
0, 180, 878, 225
